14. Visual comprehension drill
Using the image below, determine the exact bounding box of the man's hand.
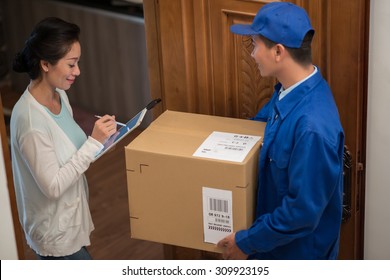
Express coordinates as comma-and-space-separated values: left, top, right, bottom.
217, 232, 248, 260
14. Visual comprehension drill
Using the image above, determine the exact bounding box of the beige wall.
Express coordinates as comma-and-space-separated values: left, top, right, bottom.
365, 0, 390, 260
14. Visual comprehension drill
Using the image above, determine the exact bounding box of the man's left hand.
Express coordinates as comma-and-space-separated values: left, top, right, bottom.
217, 232, 248, 260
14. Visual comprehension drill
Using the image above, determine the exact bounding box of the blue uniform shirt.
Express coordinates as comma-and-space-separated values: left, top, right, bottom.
235, 68, 344, 259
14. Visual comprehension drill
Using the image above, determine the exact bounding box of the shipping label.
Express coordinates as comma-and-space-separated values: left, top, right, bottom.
193, 131, 261, 162
202, 187, 233, 244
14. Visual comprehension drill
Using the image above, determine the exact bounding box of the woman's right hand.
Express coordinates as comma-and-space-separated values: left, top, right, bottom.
91, 115, 117, 144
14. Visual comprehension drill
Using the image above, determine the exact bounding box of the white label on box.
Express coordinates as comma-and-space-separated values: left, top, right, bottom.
193, 131, 261, 162
202, 187, 233, 244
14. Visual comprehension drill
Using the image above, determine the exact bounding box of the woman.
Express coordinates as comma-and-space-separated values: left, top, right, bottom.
11, 17, 117, 259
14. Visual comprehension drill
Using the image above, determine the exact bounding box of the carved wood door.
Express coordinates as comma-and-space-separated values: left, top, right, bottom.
143, 0, 369, 259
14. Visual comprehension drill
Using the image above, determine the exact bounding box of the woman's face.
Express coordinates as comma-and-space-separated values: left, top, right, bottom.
46, 41, 81, 91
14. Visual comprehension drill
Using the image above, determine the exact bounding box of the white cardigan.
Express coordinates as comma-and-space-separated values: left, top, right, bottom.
10, 88, 103, 257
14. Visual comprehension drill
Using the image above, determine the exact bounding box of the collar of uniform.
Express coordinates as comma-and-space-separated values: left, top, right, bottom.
274, 66, 323, 121
279, 66, 318, 100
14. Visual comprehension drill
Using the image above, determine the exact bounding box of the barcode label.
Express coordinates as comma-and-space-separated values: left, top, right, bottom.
209, 198, 229, 213
202, 187, 233, 244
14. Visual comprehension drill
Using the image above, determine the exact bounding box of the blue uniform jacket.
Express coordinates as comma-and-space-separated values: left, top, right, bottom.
235, 69, 344, 259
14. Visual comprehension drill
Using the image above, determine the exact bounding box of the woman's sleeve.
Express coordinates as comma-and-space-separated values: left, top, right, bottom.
19, 130, 103, 200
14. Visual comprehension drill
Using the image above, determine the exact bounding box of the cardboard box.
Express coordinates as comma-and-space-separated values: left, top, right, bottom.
125, 110, 265, 252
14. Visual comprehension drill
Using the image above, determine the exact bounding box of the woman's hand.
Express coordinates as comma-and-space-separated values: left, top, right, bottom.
91, 114, 117, 144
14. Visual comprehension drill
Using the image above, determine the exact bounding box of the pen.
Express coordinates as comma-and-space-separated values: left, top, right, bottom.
94, 115, 127, 127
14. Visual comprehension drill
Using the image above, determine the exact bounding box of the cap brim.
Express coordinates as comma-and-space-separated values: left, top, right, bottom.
230, 24, 259, 35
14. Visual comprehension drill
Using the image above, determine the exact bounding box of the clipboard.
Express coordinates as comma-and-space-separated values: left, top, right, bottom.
93, 98, 161, 161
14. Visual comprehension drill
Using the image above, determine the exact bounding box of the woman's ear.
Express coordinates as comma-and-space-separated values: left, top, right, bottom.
40, 60, 49, 72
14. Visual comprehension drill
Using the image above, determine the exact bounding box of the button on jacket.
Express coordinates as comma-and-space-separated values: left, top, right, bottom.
235, 68, 345, 259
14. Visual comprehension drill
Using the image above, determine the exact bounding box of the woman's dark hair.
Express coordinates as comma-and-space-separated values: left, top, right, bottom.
259, 30, 314, 66
12, 17, 80, 80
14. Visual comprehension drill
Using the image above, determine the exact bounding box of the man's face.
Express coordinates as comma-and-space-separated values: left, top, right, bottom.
250, 36, 277, 77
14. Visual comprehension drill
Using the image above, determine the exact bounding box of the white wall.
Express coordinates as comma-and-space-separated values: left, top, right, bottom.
0, 136, 18, 259
364, 0, 390, 260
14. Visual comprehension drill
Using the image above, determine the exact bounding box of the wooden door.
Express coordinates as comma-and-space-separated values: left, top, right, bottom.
143, 0, 369, 259
0, 93, 25, 259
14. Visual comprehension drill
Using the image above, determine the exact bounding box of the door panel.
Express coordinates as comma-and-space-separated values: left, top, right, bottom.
208, 0, 276, 118
143, 0, 369, 259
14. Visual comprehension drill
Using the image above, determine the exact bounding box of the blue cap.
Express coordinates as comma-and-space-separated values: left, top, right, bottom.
230, 2, 314, 48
